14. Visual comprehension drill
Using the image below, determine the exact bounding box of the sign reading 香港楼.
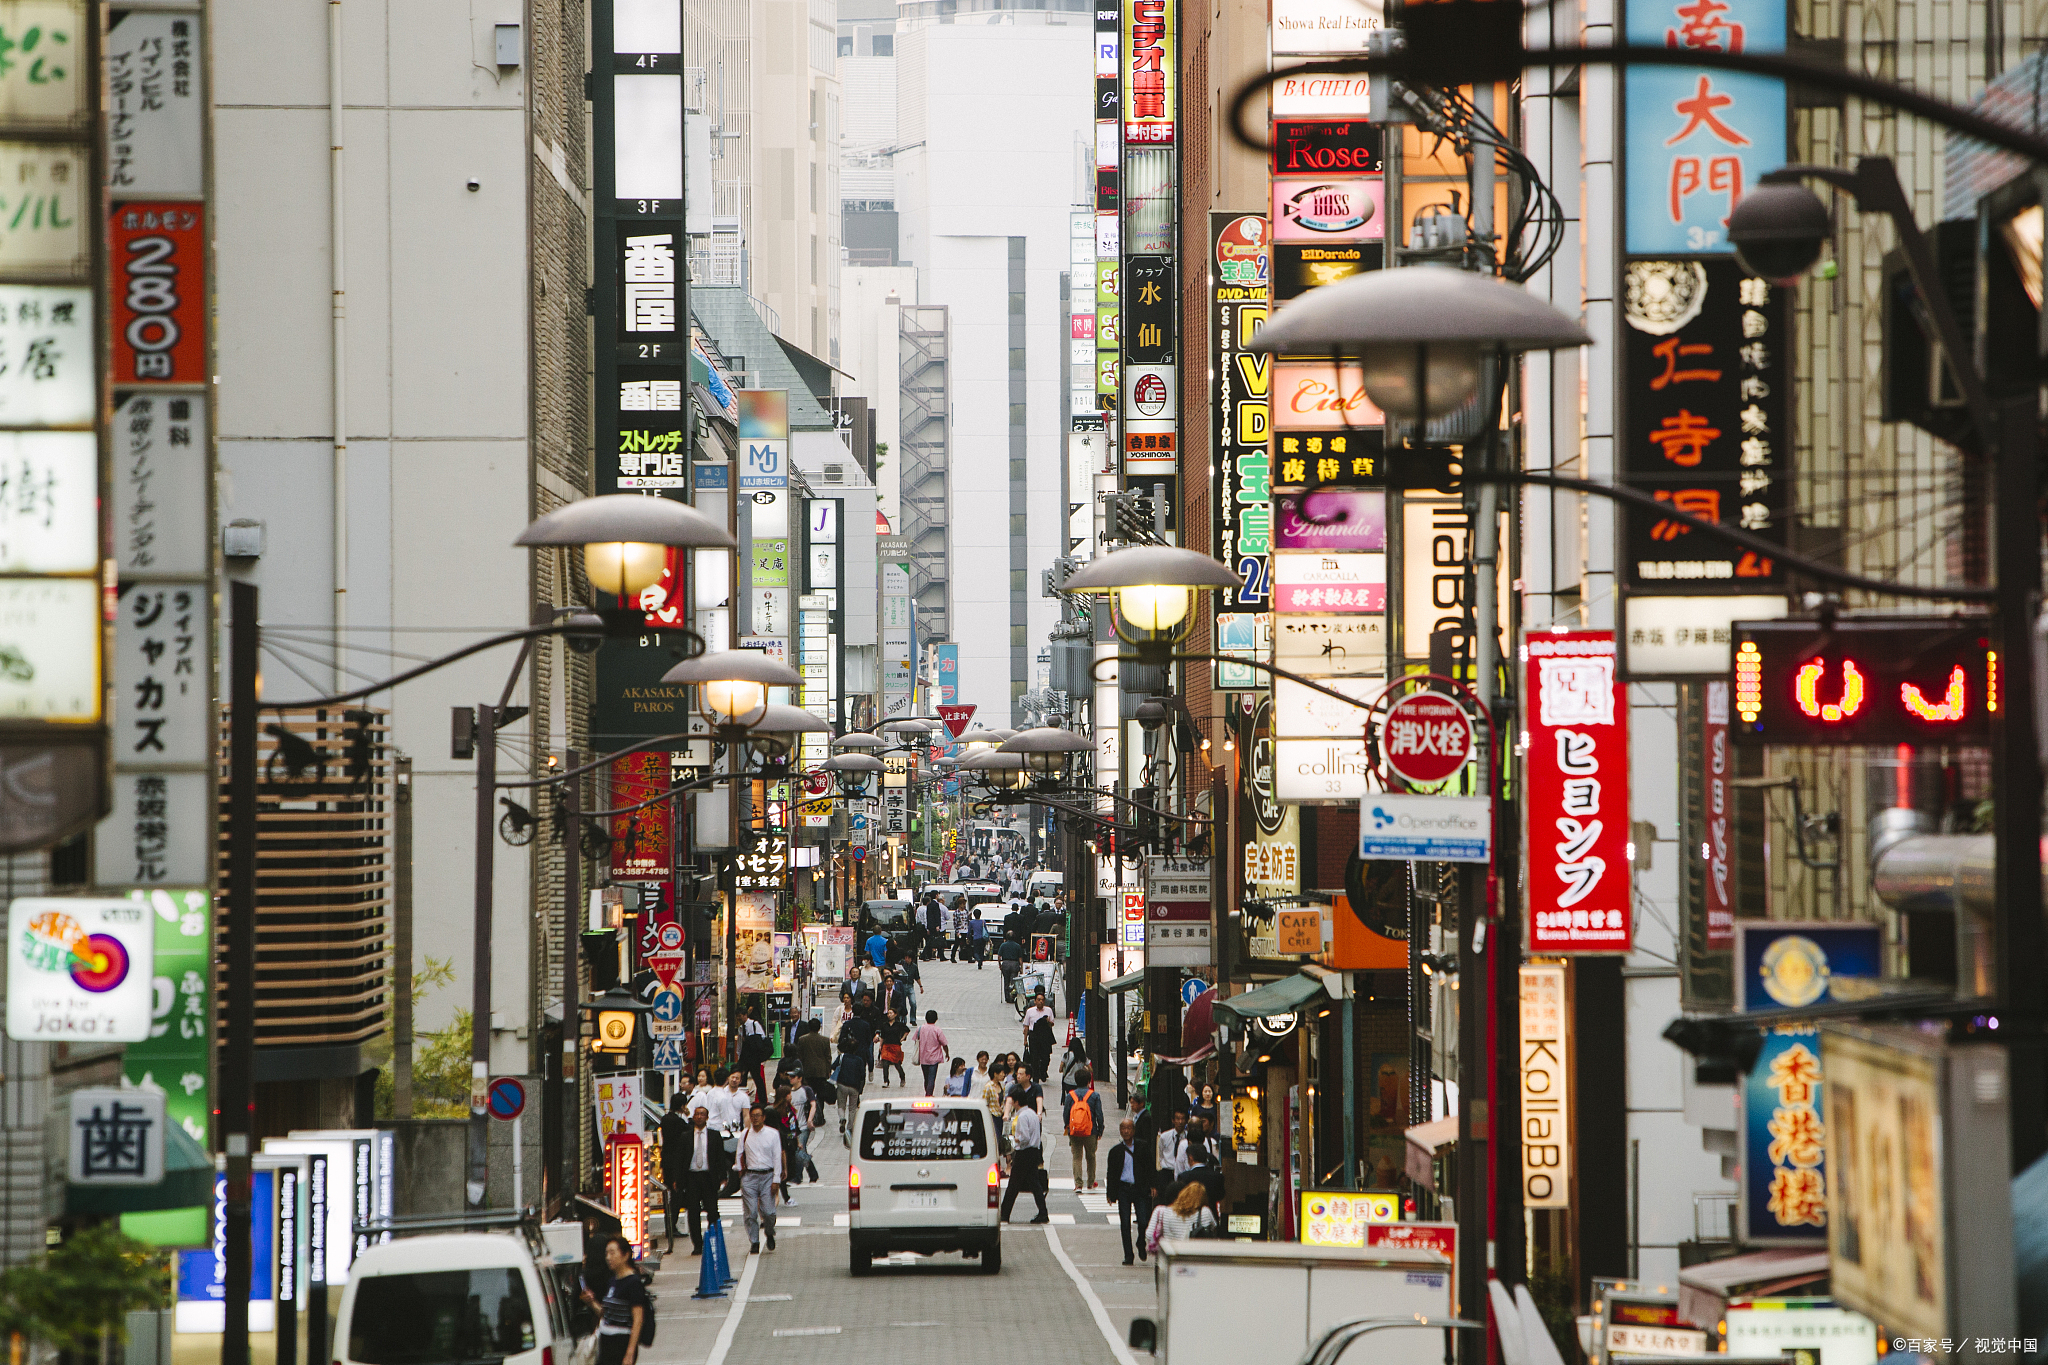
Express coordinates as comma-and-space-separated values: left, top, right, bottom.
1740, 1026, 1827, 1244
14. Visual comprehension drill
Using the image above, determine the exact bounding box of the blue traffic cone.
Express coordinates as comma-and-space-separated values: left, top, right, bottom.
709, 1218, 735, 1286
691, 1234, 726, 1299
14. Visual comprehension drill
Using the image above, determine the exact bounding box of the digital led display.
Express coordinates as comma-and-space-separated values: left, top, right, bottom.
1729, 618, 1996, 747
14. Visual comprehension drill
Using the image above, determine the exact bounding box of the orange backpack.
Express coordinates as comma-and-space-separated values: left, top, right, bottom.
1069, 1086, 1095, 1138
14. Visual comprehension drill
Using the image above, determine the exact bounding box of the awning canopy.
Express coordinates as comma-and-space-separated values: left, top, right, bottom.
1158, 989, 1217, 1065
1105, 969, 1146, 993
1214, 971, 1330, 1020
66, 1119, 213, 1217
1677, 1248, 1829, 1329
1403, 1115, 1459, 1191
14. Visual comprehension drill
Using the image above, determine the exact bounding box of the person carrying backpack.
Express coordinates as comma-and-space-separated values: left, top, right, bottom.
1065, 1066, 1105, 1189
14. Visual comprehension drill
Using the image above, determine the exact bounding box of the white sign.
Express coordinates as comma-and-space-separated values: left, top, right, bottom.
1401, 500, 1511, 660
1272, 0, 1384, 53
1274, 737, 1370, 802
1357, 794, 1492, 862
1274, 551, 1386, 613
1519, 964, 1569, 1209
106, 10, 205, 197
0, 284, 93, 425
1144, 857, 1211, 967
1271, 71, 1374, 117
0, 2, 87, 127
1621, 593, 1787, 676
1606, 1327, 1710, 1357
68, 1086, 165, 1185
1274, 675, 1374, 740
96, 770, 211, 888
7, 897, 157, 1042
1274, 613, 1387, 675
1724, 1308, 1878, 1365
113, 393, 209, 576
113, 582, 208, 765
594, 1072, 644, 1140
0, 429, 95, 572
0, 142, 87, 276
0, 576, 98, 721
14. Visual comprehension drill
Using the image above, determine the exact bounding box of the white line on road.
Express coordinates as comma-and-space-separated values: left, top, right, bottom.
752, 1294, 792, 1301
771, 1328, 843, 1337
701, 1246, 760, 1365
1045, 1226, 1141, 1365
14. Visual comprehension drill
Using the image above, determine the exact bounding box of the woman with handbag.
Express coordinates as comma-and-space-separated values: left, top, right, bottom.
1143, 1180, 1219, 1255
876, 1008, 910, 1088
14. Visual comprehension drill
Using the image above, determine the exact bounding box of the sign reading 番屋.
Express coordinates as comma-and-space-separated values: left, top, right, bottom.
1524, 632, 1632, 952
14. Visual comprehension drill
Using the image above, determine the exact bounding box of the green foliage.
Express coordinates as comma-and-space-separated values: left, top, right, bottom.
369, 957, 470, 1119
0, 1224, 172, 1351
1528, 1248, 1583, 1364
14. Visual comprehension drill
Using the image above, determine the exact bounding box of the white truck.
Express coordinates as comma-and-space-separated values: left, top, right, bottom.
1127, 1241, 1457, 1365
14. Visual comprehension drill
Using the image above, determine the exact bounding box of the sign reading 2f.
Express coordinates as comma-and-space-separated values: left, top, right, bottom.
741, 438, 787, 489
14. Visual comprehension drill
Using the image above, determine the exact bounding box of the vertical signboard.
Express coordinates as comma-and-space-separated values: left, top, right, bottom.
608, 752, 673, 881
1518, 964, 1570, 1209
1144, 856, 1211, 966
121, 887, 211, 1146
1739, 1026, 1826, 1244
1212, 212, 1272, 627
1524, 632, 1632, 952
1121, 0, 1175, 144
879, 536, 913, 721
1702, 679, 1733, 950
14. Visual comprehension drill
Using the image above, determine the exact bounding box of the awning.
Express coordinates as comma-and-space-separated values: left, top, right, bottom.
1213, 971, 1331, 1020
1105, 969, 1146, 993
1677, 1248, 1829, 1328
1157, 989, 1217, 1065
1403, 1115, 1459, 1192
66, 1120, 213, 1217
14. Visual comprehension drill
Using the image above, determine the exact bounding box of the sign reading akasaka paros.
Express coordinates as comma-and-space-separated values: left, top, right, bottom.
1380, 692, 1472, 787
1524, 633, 1631, 953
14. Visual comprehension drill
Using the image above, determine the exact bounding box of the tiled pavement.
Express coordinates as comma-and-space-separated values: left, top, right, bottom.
639, 956, 1159, 1365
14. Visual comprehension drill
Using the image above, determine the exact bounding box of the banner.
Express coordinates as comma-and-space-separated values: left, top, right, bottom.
1524, 632, 1632, 952
608, 751, 673, 881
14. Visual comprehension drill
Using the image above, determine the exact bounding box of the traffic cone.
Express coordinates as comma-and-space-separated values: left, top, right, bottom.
708, 1217, 735, 1286
691, 1235, 726, 1300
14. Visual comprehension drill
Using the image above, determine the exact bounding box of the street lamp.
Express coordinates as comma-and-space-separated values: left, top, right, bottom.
822, 752, 883, 798
833, 731, 887, 750
515, 492, 735, 623
1062, 545, 1240, 665
999, 724, 1091, 784
958, 748, 1027, 792
586, 984, 654, 1056
660, 648, 802, 740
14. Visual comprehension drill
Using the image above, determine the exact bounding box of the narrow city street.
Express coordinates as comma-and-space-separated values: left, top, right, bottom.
641, 957, 1156, 1365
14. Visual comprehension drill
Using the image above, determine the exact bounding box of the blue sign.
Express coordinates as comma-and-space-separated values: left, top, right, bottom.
651, 988, 684, 1023
935, 643, 959, 704
740, 437, 787, 489
1356, 795, 1492, 863
178, 1171, 274, 1321
486, 1077, 526, 1121
1734, 921, 1882, 1013
694, 464, 729, 489
1739, 1026, 1827, 1242
1181, 978, 1209, 1007
652, 1038, 686, 1072
1622, 0, 1786, 254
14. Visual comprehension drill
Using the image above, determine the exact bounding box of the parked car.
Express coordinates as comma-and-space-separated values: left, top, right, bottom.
847, 1096, 1002, 1275
335, 1224, 582, 1365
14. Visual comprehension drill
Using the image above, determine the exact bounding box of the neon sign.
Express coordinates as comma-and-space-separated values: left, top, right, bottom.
1730, 619, 1995, 747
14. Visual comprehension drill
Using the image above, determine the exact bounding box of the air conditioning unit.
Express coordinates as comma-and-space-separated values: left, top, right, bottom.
821, 462, 847, 483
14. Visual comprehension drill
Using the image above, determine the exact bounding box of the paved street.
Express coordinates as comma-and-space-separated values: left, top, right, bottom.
639, 956, 1157, 1365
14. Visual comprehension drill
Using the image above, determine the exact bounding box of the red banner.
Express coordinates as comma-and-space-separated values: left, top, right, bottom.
111, 202, 206, 385
609, 751, 673, 881
1703, 679, 1733, 950
1525, 631, 1632, 953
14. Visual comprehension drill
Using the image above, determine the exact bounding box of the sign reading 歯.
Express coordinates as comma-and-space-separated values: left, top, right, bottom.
1519, 964, 1570, 1209
7, 896, 156, 1041
1524, 632, 1632, 952
68, 1085, 164, 1185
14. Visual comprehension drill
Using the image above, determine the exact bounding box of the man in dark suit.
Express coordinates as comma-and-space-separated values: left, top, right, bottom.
1105, 1117, 1156, 1265
665, 1104, 729, 1254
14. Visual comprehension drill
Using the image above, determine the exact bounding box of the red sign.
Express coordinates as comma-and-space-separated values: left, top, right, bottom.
1379, 693, 1473, 787
110, 202, 206, 384
1524, 632, 1632, 953
937, 704, 976, 738
636, 886, 686, 987
609, 1135, 647, 1253
1365, 1221, 1454, 1286
1702, 679, 1732, 950
609, 751, 674, 881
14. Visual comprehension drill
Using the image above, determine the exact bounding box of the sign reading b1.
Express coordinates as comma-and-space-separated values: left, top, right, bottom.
7, 898, 157, 1042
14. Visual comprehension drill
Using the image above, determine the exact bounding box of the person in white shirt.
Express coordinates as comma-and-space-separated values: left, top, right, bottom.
999, 1103, 1049, 1223
1156, 1108, 1191, 1183
737, 1105, 784, 1252
684, 1066, 722, 1126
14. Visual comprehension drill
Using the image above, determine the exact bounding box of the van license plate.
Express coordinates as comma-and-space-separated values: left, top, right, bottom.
905, 1193, 940, 1209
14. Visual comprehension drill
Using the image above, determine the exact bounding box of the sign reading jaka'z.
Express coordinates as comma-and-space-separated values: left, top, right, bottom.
1524, 632, 1632, 952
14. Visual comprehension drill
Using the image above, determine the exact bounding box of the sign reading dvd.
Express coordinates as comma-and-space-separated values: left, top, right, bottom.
7, 897, 156, 1042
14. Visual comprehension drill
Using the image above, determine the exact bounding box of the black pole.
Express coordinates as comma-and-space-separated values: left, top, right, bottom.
223, 580, 258, 1365
469, 704, 497, 1206
1993, 398, 2046, 1173
1454, 861, 1487, 1363
559, 747, 582, 1203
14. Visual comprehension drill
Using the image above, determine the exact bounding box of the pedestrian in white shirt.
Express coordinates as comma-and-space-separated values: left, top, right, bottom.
738, 1105, 784, 1252
1156, 1108, 1191, 1186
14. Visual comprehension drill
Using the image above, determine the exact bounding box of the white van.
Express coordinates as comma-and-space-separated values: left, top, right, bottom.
335, 1230, 579, 1365
1026, 871, 1063, 902
847, 1096, 1002, 1275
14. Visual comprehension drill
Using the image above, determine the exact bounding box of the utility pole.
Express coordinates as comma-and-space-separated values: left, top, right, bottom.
223, 581, 259, 1365
469, 704, 498, 1207
559, 747, 583, 1203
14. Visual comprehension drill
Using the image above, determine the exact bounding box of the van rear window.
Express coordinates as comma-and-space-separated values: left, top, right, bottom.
859, 1107, 989, 1161
350, 1268, 536, 1364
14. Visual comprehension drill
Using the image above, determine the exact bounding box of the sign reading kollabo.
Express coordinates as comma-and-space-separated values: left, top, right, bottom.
7, 896, 156, 1041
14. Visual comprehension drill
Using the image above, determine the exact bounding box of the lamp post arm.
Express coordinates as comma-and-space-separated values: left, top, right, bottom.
267, 623, 703, 708
496, 733, 702, 788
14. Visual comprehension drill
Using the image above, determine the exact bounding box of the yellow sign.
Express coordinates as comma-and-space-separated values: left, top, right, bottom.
1299, 1190, 1398, 1246
1229, 1097, 1262, 1149
1276, 909, 1321, 955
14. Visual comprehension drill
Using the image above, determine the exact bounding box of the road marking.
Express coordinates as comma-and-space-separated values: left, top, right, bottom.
701, 1242, 761, 1365
832, 1213, 850, 1226
772, 1327, 843, 1337
890, 1321, 944, 1328
1049, 1213, 1076, 1224
1045, 1225, 1141, 1365
752, 1294, 793, 1301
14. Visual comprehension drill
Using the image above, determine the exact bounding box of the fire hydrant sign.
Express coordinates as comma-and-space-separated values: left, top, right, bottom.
1379, 692, 1473, 787
1524, 632, 1632, 952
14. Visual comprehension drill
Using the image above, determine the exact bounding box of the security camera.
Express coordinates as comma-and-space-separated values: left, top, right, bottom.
466, 178, 481, 192
1727, 181, 1831, 286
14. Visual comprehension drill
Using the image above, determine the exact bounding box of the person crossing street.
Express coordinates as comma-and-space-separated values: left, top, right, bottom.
999, 1096, 1050, 1224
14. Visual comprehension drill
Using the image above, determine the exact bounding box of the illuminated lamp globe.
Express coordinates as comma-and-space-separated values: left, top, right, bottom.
999, 724, 1091, 779
515, 494, 735, 603
660, 648, 801, 734
1062, 546, 1240, 665
958, 748, 1026, 792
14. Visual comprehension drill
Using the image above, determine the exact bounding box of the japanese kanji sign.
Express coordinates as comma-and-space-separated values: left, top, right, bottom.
1620, 259, 1790, 589
1121, 0, 1174, 144
608, 750, 673, 881
1524, 632, 1632, 952
0, 2, 85, 129
1740, 1027, 1826, 1243
1622, 0, 1784, 253
105, 9, 204, 198
111, 393, 207, 576
120, 887, 211, 1146
1212, 213, 1273, 613
110, 202, 204, 382
67, 1085, 163, 1184
729, 828, 788, 891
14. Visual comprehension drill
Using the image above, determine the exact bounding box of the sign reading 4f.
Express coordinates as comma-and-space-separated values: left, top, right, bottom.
741, 438, 786, 490
1622, 0, 1785, 254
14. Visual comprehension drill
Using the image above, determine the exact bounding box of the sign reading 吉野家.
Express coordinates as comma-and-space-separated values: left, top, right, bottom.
1519, 965, 1570, 1209
1622, 0, 1785, 255
7, 896, 156, 1041
68, 1085, 163, 1184
1524, 632, 1632, 952
1620, 260, 1790, 588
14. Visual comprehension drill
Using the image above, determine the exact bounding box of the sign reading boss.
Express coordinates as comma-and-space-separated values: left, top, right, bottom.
111, 203, 205, 385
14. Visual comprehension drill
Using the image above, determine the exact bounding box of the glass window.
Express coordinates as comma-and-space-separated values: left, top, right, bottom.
350, 1269, 537, 1365
859, 1107, 990, 1161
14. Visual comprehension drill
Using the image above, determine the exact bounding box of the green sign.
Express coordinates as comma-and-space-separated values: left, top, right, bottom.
121, 888, 211, 1147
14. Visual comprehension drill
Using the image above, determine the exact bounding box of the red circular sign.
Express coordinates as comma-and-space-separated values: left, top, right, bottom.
1379, 692, 1473, 786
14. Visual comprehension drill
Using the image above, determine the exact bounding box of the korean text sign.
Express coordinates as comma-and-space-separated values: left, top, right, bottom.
1622, 0, 1785, 253
1524, 633, 1632, 952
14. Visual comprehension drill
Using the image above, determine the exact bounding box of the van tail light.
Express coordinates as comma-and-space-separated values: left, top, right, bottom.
542, 1349, 554, 1365
849, 1166, 862, 1211
987, 1164, 1002, 1208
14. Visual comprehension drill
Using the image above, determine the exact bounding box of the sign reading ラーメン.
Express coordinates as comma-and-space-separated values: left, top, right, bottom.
6, 897, 157, 1042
